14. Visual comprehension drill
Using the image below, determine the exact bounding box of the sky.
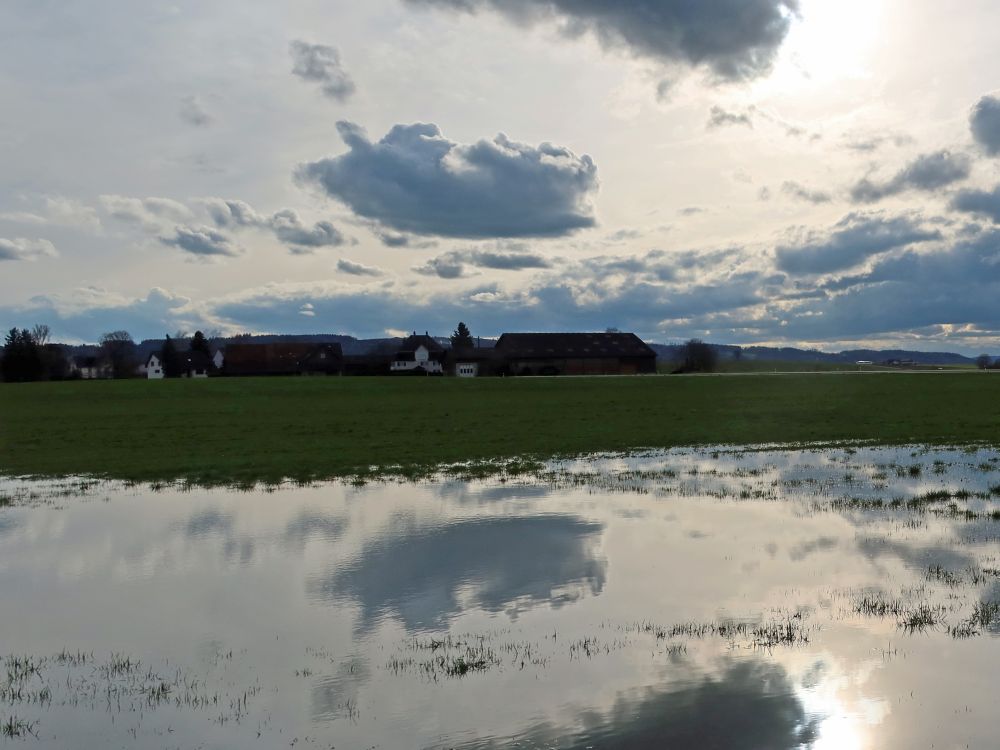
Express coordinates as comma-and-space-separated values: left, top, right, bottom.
2, 0, 1000, 353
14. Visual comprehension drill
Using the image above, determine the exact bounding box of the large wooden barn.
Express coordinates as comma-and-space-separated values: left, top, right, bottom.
493, 332, 656, 376
222, 343, 343, 376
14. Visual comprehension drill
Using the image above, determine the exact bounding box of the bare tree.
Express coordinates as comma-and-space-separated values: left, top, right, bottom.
31, 323, 51, 347
100, 330, 137, 378
677, 339, 718, 374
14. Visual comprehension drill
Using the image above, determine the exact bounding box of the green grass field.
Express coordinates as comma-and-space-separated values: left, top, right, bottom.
2, 373, 999, 485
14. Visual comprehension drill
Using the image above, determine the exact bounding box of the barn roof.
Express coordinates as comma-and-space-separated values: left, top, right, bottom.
494, 332, 656, 359
224, 343, 342, 375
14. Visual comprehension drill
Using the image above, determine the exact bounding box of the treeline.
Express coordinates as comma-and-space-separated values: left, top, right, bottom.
0, 326, 212, 382
1, 326, 67, 382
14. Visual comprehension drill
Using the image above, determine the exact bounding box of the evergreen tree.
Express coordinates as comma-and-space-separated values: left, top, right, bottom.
450, 321, 474, 349
161, 335, 178, 378
1, 328, 42, 382
190, 330, 211, 356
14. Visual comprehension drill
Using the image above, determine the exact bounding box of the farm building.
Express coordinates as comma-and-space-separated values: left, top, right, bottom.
69, 355, 111, 379
448, 346, 497, 377
146, 350, 214, 378
390, 334, 445, 375
222, 343, 343, 377
494, 332, 656, 376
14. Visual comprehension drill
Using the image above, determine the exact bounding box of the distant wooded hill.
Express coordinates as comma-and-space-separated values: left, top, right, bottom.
52, 333, 981, 366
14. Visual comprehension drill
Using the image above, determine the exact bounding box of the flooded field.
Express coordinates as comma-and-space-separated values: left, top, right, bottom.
1, 444, 999, 748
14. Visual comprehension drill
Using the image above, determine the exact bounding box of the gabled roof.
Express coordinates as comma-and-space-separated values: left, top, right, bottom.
223, 343, 343, 375
494, 332, 656, 359
397, 334, 444, 353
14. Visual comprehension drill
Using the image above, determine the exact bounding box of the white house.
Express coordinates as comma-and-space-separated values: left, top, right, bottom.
146, 353, 165, 379
212, 349, 224, 370
390, 333, 445, 375
455, 362, 479, 378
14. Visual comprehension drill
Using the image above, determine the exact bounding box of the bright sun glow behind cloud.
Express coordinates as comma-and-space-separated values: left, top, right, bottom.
764, 0, 886, 91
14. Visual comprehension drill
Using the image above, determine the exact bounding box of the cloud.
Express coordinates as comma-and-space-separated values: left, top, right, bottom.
467, 659, 817, 750
775, 212, 941, 275
337, 258, 384, 277
0, 237, 58, 262
769, 229, 1000, 340
781, 180, 832, 204
373, 229, 438, 249
101, 194, 192, 230
201, 198, 264, 228
297, 121, 598, 238
843, 132, 914, 153
159, 225, 242, 257
308, 514, 606, 632
268, 209, 348, 252
200, 198, 350, 253
707, 105, 753, 129
179, 95, 212, 127
414, 248, 554, 278
289, 40, 355, 101
850, 150, 972, 203
403, 0, 800, 82
0, 287, 202, 344
0, 196, 100, 232
951, 185, 1000, 223
970, 94, 1000, 156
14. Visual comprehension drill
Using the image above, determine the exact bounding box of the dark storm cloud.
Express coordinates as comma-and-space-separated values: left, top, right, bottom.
706, 105, 753, 129
414, 248, 553, 278
850, 150, 972, 203
775, 213, 941, 275
951, 185, 1000, 224
160, 225, 242, 257
403, 0, 800, 82
289, 40, 355, 101
781, 180, 832, 204
297, 121, 598, 238
969, 95, 1000, 156
269, 209, 347, 251
336, 258, 384, 276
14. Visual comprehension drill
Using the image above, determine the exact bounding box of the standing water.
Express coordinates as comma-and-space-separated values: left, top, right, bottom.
1, 445, 999, 748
